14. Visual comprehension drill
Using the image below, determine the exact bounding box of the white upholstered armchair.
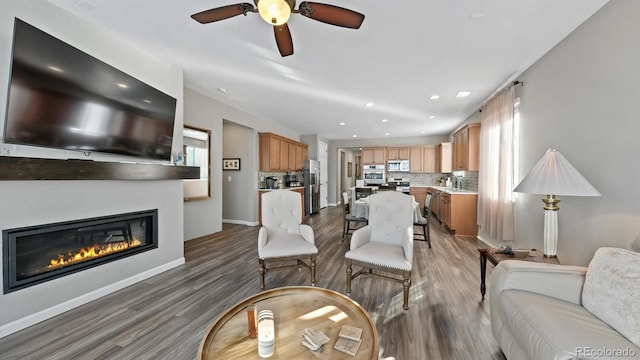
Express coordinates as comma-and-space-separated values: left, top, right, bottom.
345, 191, 414, 310
258, 190, 318, 290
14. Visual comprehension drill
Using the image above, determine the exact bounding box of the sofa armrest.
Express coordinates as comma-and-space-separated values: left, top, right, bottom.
489, 260, 588, 345
490, 260, 588, 305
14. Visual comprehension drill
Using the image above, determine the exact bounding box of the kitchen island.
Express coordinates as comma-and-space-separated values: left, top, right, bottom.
410, 185, 478, 237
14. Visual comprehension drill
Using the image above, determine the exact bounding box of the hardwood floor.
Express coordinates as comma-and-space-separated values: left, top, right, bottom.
0, 205, 506, 360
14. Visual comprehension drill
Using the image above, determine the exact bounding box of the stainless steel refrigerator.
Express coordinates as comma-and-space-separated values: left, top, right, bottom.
304, 160, 320, 216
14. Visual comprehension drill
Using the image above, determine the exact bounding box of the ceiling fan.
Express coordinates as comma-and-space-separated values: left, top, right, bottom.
191, 0, 365, 57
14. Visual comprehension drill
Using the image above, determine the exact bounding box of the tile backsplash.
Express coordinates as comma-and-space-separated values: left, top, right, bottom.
386, 171, 478, 191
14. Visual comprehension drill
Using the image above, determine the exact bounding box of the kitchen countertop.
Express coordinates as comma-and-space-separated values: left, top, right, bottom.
410, 185, 478, 195
258, 186, 305, 191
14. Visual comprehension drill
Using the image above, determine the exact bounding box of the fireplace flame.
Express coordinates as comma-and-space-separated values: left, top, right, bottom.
48, 239, 142, 269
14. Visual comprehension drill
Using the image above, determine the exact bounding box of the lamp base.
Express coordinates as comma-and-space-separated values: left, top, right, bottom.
542, 195, 560, 258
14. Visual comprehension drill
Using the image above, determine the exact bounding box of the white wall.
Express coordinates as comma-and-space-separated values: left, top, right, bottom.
512, 0, 640, 265
182, 88, 302, 237
223, 121, 255, 224
0, 0, 185, 336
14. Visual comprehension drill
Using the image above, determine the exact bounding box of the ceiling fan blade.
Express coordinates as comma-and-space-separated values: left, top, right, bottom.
191, 3, 254, 24
274, 24, 294, 57
298, 2, 365, 29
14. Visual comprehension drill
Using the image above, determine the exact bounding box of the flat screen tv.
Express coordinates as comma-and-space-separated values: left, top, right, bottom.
3, 18, 177, 161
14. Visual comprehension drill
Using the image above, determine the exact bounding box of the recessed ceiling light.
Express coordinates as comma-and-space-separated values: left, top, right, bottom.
47, 65, 63, 72
381, 119, 388, 123
429, 95, 440, 100
456, 91, 472, 98
143, 99, 152, 104
365, 102, 374, 108
385, 133, 390, 136
117, 83, 128, 89
352, 134, 358, 138
339, 122, 346, 126
428, 115, 435, 119
420, 130, 426, 134
217, 87, 229, 94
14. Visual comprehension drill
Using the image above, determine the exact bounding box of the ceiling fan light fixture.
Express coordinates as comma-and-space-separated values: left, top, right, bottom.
258, 0, 291, 25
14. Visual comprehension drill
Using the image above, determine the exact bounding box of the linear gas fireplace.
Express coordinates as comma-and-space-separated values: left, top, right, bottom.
3, 209, 158, 293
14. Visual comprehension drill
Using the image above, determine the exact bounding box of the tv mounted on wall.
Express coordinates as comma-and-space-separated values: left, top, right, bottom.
3, 18, 177, 161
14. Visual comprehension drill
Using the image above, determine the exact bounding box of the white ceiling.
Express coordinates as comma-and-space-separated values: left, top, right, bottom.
46, 0, 609, 140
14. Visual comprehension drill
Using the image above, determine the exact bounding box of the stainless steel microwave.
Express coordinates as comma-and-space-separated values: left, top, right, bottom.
387, 160, 410, 172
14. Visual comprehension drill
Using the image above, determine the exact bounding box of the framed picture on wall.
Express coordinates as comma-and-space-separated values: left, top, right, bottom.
347, 162, 352, 177
223, 158, 241, 171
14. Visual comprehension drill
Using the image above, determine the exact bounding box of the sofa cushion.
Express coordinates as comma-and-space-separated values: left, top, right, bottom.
500, 290, 638, 359
582, 247, 640, 347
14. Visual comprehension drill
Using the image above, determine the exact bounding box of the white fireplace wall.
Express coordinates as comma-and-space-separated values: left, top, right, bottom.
0, 181, 184, 326
0, 0, 186, 336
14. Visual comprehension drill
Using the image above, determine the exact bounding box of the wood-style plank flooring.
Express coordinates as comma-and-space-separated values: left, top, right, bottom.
0, 205, 506, 360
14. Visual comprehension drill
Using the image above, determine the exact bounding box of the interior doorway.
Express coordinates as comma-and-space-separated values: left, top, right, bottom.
319, 140, 328, 208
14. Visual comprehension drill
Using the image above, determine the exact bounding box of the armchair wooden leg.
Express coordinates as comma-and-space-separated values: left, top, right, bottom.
259, 259, 266, 291
402, 271, 411, 310
310, 255, 316, 286
346, 259, 353, 294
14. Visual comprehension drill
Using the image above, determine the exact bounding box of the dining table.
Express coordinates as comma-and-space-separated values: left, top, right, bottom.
351, 195, 425, 222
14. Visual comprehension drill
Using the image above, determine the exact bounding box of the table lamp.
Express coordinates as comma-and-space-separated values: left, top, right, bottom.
513, 149, 601, 257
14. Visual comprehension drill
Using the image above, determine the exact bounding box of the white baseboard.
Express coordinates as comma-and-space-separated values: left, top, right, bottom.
0, 258, 185, 339
223, 219, 258, 226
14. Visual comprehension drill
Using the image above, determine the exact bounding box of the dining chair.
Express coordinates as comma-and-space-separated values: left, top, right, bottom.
413, 193, 434, 248
258, 190, 318, 290
345, 191, 414, 310
342, 191, 367, 240
355, 187, 373, 199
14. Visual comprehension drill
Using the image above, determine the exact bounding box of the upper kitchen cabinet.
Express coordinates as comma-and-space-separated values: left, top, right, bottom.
422, 145, 437, 173
452, 124, 480, 171
259, 132, 308, 171
436, 142, 452, 173
387, 147, 410, 160
407, 146, 436, 173
362, 147, 386, 164
409, 147, 423, 172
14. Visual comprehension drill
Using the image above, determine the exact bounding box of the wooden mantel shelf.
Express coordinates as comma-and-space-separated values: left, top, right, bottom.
0, 156, 200, 181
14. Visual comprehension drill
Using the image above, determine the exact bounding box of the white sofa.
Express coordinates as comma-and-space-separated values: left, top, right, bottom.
490, 248, 640, 360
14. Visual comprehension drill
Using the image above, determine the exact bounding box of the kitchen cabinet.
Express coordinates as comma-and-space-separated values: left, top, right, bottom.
441, 193, 451, 230
409, 187, 428, 217
280, 140, 290, 170
362, 147, 386, 164
436, 142, 452, 173
452, 124, 480, 171
408, 146, 436, 173
387, 147, 409, 160
258, 188, 305, 225
441, 192, 478, 236
422, 145, 436, 173
259, 133, 308, 171
409, 147, 423, 173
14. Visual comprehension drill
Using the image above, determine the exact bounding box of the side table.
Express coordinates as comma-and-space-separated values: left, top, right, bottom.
478, 248, 560, 300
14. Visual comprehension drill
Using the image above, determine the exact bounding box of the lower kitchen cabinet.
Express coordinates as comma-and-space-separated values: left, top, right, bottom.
409, 187, 428, 216
441, 192, 478, 236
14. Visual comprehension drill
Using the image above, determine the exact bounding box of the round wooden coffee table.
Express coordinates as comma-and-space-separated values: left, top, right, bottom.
198, 286, 378, 359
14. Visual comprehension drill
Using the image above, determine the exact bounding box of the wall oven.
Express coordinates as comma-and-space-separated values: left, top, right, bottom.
362, 164, 385, 185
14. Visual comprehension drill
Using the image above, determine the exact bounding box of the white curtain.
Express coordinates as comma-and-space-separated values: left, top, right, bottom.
478, 86, 515, 243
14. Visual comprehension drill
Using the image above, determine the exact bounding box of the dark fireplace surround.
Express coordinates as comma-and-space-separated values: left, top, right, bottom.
3, 209, 158, 294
